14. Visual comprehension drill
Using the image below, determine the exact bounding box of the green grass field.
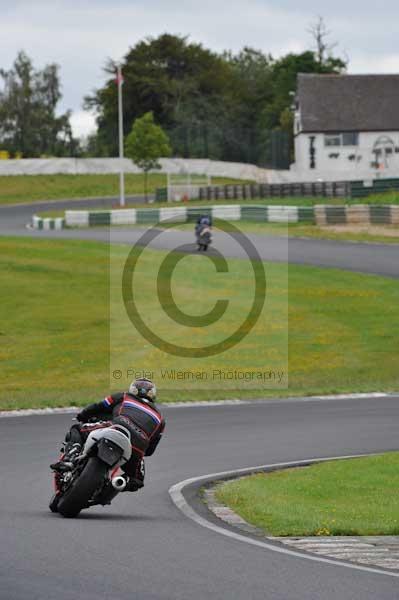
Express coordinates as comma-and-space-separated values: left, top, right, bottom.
1, 237, 398, 410
215, 453, 399, 536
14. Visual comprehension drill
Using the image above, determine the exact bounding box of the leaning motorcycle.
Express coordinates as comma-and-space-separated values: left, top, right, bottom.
49, 421, 133, 518
196, 224, 212, 251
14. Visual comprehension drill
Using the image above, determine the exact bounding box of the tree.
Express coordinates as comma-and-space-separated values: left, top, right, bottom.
223, 47, 274, 163
307, 16, 342, 68
125, 112, 172, 202
84, 34, 233, 157
0, 51, 77, 157
85, 31, 347, 166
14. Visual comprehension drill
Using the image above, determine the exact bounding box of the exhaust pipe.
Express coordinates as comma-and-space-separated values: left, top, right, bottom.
111, 475, 127, 491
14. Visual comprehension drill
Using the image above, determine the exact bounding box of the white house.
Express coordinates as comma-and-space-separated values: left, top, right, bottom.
290, 73, 399, 182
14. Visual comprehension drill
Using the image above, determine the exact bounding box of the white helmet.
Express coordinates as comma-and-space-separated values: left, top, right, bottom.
129, 378, 156, 402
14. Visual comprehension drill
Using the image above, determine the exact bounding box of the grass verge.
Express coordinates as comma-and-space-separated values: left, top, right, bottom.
1, 237, 398, 410
158, 221, 399, 245
214, 453, 399, 536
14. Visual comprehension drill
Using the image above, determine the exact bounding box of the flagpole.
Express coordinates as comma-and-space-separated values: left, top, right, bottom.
117, 64, 125, 207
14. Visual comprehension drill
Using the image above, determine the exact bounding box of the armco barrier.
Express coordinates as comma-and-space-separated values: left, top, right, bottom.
31, 204, 399, 229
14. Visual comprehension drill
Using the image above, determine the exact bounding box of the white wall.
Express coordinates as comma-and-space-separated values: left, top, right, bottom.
0, 157, 271, 182
292, 131, 399, 181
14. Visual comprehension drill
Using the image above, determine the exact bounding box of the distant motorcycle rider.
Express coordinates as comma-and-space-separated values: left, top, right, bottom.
195, 214, 212, 251
51, 378, 165, 492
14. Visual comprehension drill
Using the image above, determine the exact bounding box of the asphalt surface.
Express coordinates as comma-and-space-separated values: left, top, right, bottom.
1, 199, 399, 599
1, 198, 398, 278
1, 397, 399, 600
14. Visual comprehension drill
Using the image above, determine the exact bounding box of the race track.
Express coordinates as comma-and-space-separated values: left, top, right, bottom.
2, 398, 399, 600
1, 198, 399, 278
1, 200, 399, 599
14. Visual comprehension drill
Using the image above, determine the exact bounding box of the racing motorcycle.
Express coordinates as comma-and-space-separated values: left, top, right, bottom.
195, 223, 212, 251
49, 420, 134, 518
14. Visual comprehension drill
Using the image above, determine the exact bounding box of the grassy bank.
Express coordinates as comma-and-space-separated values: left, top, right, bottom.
215, 453, 399, 536
2, 173, 399, 207
1, 237, 398, 410
2, 172, 399, 208
0, 173, 249, 205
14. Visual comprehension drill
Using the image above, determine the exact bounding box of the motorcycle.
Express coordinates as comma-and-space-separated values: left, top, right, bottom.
195, 223, 212, 251
49, 420, 134, 518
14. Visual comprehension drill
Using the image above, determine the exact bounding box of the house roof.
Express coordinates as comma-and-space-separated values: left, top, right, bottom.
297, 73, 399, 133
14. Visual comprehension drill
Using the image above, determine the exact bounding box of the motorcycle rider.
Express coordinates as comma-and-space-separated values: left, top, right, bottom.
195, 214, 213, 251
50, 378, 165, 493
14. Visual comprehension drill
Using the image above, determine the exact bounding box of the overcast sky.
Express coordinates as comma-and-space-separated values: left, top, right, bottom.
1, 0, 398, 137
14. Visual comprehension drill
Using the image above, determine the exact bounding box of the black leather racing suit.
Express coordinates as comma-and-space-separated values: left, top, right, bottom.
68, 392, 165, 481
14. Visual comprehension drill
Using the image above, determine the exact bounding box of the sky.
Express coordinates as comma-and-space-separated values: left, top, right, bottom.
1, 0, 398, 138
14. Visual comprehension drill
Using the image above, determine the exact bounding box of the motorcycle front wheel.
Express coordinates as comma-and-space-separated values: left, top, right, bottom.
57, 457, 108, 518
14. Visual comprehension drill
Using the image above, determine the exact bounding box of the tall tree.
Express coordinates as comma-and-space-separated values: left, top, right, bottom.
85, 34, 234, 157
223, 47, 274, 162
0, 51, 76, 157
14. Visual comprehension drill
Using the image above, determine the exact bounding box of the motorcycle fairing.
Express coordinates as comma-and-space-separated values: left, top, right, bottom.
83, 427, 132, 465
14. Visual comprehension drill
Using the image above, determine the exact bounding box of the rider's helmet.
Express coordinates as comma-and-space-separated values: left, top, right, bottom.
129, 378, 157, 403
200, 215, 211, 226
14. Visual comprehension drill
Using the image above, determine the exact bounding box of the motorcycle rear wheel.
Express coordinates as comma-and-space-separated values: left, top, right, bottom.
58, 457, 108, 518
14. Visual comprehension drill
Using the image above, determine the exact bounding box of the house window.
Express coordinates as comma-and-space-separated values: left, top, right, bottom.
324, 134, 341, 147
324, 133, 359, 147
342, 132, 359, 146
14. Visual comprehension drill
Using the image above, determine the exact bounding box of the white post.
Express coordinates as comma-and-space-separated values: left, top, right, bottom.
117, 64, 125, 207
